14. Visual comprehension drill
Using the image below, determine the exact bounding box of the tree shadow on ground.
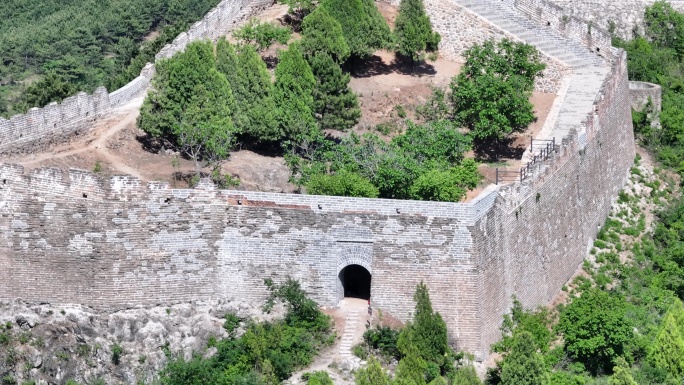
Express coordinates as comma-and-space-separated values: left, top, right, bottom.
345, 54, 437, 78
137, 132, 170, 155
390, 55, 437, 76
473, 137, 527, 162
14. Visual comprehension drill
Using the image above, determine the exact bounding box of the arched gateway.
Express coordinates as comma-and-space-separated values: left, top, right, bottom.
338, 264, 371, 300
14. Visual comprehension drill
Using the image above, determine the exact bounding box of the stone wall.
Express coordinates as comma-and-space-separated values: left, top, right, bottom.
515, 0, 615, 61
0, 164, 493, 356
547, 0, 684, 40
475, 50, 635, 354
0, 51, 634, 359
0, 0, 270, 155
629, 81, 662, 111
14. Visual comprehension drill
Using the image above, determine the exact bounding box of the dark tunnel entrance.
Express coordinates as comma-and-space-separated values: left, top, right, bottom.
339, 264, 371, 300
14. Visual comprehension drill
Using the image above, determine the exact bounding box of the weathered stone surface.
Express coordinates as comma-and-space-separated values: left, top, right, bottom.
0, 300, 275, 385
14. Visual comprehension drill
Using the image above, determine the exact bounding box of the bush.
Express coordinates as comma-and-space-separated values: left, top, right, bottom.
557, 289, 633, 374
306, 170, 379, 198
111, 343, 123, 365
363, 325, 401, 359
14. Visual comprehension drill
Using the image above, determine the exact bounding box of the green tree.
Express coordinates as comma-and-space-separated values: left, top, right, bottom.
306, 170, 380, 198
301, 7, 350, 63
397, 282, 449, 366
233, 18, 292, 52
216, 37, 242, 95
176, 70, 238, 175
20, 73, 76, 111
394, 0, 440, 64
609, 358, 638, 385
500, 331, 549, 385
308, 53, 360, 131
450, 365, 482, 385
394, 344, 428, 385
321, 0, 391, 59
356, 357, 392, 385
138, 40, 222, 140
644, 1, 684, 56
274, 44, 318, 139
557, 289, 633, 374
649, 312, 684, 377
450, 39, 544, 158
236, 45, 279, 141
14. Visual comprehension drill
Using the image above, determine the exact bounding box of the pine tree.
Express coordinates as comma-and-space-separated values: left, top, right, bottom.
301, 6, 350, 63
397, 282, 448, 365
236, 45, 279, 142
216, 38, 242, 94
176, 69, 238, 175
500, 331, 549, 385
308, 53, 360, 131
609, 357, 637, 385
274, 43, 318, 139
322, 0, 391, 59
649, 312, 684, 377
356, 357, 392, 385
139, 40, 227, 141
394, 344, 428, 385
394, 0, 441, 63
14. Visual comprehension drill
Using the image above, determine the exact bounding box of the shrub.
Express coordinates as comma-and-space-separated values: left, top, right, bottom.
111, 343, 124, 365
306, 170, 379, 198
363, 325, 401, 359
356, 357, 392, 385
557, 289, 633, 374
233, 18, 292, 52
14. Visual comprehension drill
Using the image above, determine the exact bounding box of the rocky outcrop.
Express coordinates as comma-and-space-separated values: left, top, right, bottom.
0, 300, 280, 385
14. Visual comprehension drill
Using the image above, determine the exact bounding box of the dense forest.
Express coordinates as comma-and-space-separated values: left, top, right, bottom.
0, 0, 223, 117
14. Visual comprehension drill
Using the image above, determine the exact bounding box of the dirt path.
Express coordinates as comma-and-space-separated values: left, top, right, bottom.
289, 298, 370, 385
7, 95, 147, 179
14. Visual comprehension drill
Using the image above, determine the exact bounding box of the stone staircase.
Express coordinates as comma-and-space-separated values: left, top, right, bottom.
339, 310, 363, 360
456, 0, 611, 145
457, 0, 604, 69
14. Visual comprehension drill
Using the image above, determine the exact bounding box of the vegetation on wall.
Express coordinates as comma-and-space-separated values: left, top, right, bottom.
0, 0, 222, 117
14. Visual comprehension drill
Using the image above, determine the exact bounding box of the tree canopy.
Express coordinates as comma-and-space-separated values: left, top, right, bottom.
301, 6, 350, 63
394, 0, 441, 63
450, 39, 545, 157
321, 0, 391, 58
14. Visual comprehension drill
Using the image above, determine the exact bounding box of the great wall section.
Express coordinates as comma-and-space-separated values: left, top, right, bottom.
0, 0, 669, 362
